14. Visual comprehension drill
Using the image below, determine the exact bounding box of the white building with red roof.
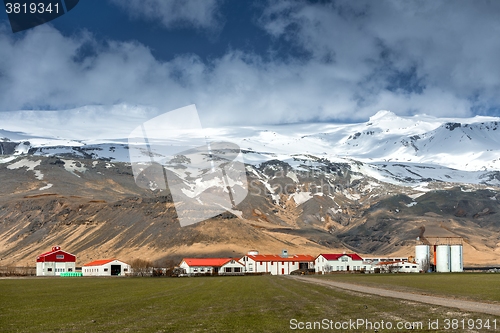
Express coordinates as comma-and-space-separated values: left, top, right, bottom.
315, 253, 367, 273
179, 258, 244, 276
36, 246, 76, 276
240, 250, 314, 275
82, 259, 131, 276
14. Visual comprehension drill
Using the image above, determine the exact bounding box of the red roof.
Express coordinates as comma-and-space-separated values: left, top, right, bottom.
318, 253, 364, 261
83, 259, 121, 267
36, 247, 76, 263
181, 258, 237, 267
247, 254, 314, 262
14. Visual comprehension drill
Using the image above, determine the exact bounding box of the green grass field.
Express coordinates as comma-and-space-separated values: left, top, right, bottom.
314, 272, 500, 303
0, 275, 498, 332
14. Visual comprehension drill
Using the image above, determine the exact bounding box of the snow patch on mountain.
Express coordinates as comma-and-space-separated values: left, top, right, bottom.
7, 158, 43, 180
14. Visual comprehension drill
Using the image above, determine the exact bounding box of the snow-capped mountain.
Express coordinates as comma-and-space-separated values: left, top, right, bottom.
1, 106, 499, 187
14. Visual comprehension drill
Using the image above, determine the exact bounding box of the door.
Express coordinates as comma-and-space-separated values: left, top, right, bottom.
347, 265, 350, 271
111, 265, 121, 276
281, 268, 284, 275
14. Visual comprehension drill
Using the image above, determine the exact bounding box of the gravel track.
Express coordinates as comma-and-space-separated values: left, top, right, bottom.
287, 275, 500, 316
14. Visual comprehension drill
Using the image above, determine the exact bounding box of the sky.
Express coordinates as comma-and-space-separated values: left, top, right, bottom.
1, 0, 500, 127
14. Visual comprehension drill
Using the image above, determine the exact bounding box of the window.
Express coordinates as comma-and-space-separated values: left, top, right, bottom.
282, 261, 284, 265
124, 268, 128, 272
341, 257, 348, 262
271, 262, 274, 265
193, 268, 198, 272
56, 255, 64, 259
249, 268, 253, 272
68, 268, 73, 272
104, 268, 108, 272
234, 267, 241, 273
225, 267, 232, 273
292, 261, 295, 265
200, 268, 204, 272
405, 266, 410, 268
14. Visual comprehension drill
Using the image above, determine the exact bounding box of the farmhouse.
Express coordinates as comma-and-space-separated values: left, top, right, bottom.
240, 250, 314, 275
82, 259, 131, 276
314, 253, 366, 273
36, 246, 76, 276
179, 258, 245, 276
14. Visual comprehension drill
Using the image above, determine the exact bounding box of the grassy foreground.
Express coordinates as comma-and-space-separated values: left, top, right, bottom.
0, 275, 498, 332
315, 273, 500, 303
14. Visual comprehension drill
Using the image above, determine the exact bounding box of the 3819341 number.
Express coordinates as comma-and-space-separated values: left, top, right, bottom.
5, 2, 59, 14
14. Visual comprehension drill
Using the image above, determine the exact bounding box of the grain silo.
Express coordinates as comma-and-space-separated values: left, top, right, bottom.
436, 245, 451, 272
450, 244, 463, 272
415, 244, 430, 271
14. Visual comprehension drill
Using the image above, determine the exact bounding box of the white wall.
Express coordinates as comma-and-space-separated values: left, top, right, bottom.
178, 262, 214, 275
219, 260, 245, 275
315, 255, 365, 273
36, 262, 76, 276
82, 260, 131, 277
377, 261, 419, 273
239, 256, 312, 275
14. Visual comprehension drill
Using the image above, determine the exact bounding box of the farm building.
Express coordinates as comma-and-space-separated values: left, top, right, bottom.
179, 258, 244, 276
315, 253, 366, 273
362, 256, 408, 264
36, 246, 76, 276
82, 259, 131, 276
376, 261, 419, 273
239, 250, 314, 275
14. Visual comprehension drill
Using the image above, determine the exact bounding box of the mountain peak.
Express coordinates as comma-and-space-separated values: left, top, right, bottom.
369, 110, 398, 122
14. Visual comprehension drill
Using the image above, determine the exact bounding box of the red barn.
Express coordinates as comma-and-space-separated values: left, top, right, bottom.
36, 246, 76, 276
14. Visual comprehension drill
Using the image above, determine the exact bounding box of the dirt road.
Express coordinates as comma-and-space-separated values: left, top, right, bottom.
287, 275, 500, 317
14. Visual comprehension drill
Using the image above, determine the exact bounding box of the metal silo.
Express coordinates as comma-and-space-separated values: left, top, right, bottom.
415, 244, 430, 271
436, 245, 451, 272
450, 244, 463, 272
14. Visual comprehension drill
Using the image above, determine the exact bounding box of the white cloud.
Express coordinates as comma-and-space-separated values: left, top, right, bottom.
0, 24, 367, 126
0, 1, 500, 127
109, 0, 223, 32
258, 0, 500, 118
